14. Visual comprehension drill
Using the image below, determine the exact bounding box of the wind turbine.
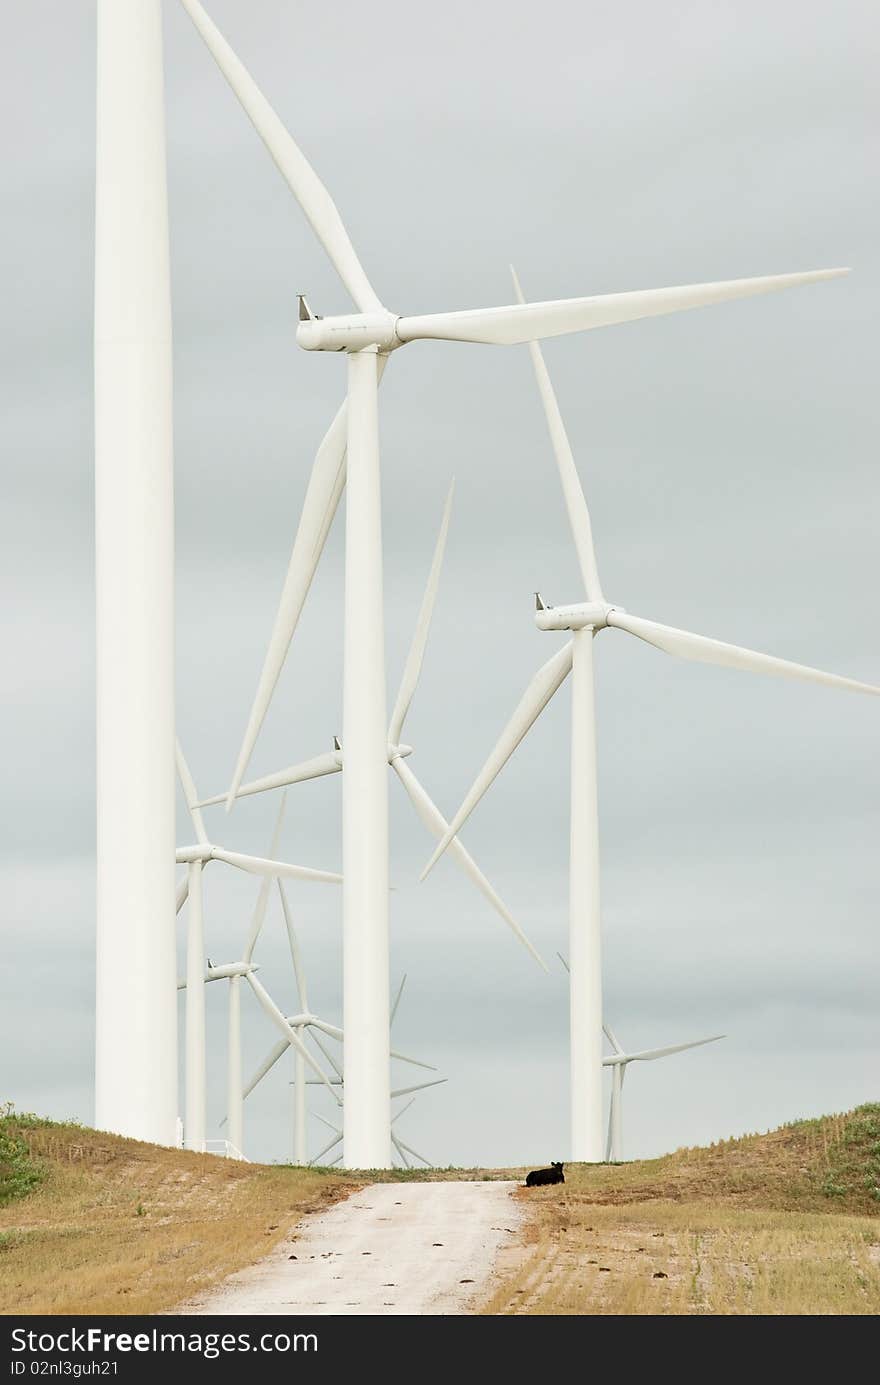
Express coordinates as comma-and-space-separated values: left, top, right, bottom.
194, 482, 543, 968
180, 0, 847, 1167
176, 960, 256, 1157
557, 954, 723, 1162
423, 268, 878, 1161
243, 899, 440, 1164
176, 750, 342, 1152
94, 0, 178, 1145
311, 1096, 434, 1171
603, 1023, 724, 1163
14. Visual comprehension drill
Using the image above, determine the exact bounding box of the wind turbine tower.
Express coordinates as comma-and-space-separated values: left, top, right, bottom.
94, 0, 177, 1143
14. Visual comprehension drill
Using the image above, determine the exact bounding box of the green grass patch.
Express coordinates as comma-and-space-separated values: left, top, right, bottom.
0, 1128, 44, 1207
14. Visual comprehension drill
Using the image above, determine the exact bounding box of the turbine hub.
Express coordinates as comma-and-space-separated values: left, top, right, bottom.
387, 743, 414, 763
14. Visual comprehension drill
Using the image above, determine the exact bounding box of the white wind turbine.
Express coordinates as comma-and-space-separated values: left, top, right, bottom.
243, 897, 443, 1165
423, 268, 878, 1161
180, 0, 847, 1167
94, 0, 179, 1145
194, 482, 543, 968
311, 1096, 434, 1171
557, 954, 724, 1162
176, 751, 342, 1153
176, 960, 257, 1159
603, 1024, 724, 1164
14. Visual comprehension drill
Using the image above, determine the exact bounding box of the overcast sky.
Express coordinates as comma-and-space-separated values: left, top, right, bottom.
3, 0, 878, 1167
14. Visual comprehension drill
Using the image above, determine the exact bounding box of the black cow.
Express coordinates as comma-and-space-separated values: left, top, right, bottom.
525, 1161, 564, 1187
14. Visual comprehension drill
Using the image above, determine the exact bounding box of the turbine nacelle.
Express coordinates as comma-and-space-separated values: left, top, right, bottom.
177, 961, 258, 990
296, 310, 401, 353
387, 742, 414, 763
534, 594, 624, 632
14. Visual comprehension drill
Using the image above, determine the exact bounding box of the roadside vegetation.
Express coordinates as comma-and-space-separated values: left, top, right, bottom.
0, 1111, 357, 1316
2, 1104, 877, 1316
483, 1104, 880, 1315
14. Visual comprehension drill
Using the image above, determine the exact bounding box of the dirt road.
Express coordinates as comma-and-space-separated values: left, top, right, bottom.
185, 1180, 523, 1316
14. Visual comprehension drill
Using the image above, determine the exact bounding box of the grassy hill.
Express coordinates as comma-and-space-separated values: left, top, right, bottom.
1, 1104, 878, 1316
485, 1103, 880, 1315
0, 1112, 359, 1315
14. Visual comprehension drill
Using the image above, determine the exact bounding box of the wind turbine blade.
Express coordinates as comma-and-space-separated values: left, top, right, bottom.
307, 1017, 344, 1042
420, 642, 573, 879
309, 1008, 435, 1071
390, 1049, 437, 1071
175, 740, 209, 846
390, 973, 407, 1027
245, 972, 341, 1103
391, 1096, 417, 1127
391, 1078, 448, 1099
224, 399, 347, 808
179, 0, 382, 313
394, 758, 545, 968
394, 1136, 432, 1167
626, 1034, 726, 1064
308, 1028, 344, 1081
557, 951, 570, 974
510, 266, 602, 603
277, 879, 308, 1012
243, 792, 288, 963
607, 610, 880, 698
391, 1134, 412, 1169
196, 751, 342, 808
312, 1111, 342, 1137
388, 479, 455, 745
310, 1132, 343, 1166
243, 1039, 289, 1100
176, 874, 190, 915
214, 847, 342, 886
603, 1022, 625, 1056
396, 269, 849, 347
225, 359, 388, 808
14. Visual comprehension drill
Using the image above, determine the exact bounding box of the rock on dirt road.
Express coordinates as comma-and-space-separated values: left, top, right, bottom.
185, 1180, 523, 1316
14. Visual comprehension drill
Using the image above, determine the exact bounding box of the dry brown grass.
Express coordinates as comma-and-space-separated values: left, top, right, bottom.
0, 1120, 359, 1316
4, 1106, 878, 1316
482, 1105, 880, 1315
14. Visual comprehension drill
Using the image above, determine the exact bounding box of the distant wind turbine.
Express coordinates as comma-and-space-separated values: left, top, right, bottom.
602, 1022, 724, 1163
176, 753, 341, 1152
423, 266, 874, 1162
557, 955, 724, 1162
244, 942, 441, 1165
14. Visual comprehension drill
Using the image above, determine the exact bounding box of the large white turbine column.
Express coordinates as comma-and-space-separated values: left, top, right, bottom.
95, 0, 177, 1144
277, 881, 310, 1165
176, 744, 211, 1153
226, 974, 243, 1157
184, 862, 207, 1151
292, 1043, 307, 1165
608, 1062, 624, 1164
176, 959, 255, 1157
568, 626, 603, 1161
342, 347, 391, 1169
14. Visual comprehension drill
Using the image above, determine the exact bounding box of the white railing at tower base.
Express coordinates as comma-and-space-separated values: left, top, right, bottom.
205, 1139, 249, 1161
